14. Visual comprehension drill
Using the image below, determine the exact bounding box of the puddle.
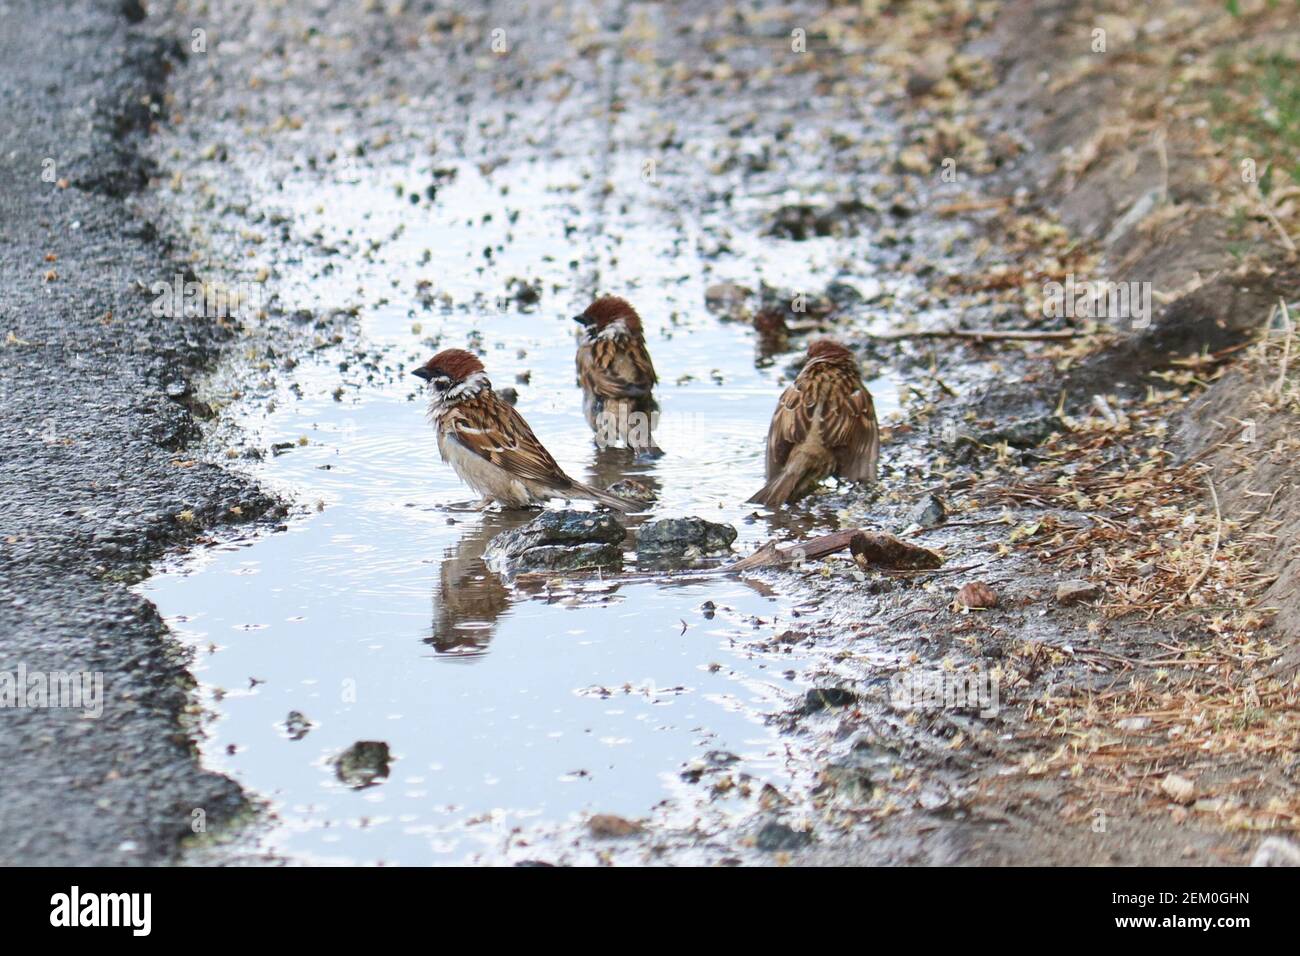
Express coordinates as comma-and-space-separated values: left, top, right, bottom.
140, 155, 901, 864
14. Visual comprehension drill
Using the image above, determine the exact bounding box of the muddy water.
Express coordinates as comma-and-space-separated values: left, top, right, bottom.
140, 155, 899, 864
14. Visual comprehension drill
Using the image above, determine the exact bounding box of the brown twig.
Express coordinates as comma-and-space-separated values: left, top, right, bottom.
1182, 475, 1222, 605
724, 529, 865, 572
932, 197, 1013, 216
868, 328, 1086, 343
1249, 184, 1299, 261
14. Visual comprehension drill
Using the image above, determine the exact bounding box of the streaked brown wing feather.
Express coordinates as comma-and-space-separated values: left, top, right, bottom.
829, 378, 880, 482
445, 391, 572, 488
577, 335, 657, 400
626, 336, 658, 389
765, 383, 811, 477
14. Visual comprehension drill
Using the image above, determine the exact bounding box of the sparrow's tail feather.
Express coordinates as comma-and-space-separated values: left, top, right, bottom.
571, 481, 637, 512
747, 470, 802, 509
748, 451, 820, 509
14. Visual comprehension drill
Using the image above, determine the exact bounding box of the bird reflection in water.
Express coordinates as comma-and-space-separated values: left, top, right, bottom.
426, 492, 650, 659
424, 509, 533, 659
583, 446, 660, 514
424, 438, 829, 658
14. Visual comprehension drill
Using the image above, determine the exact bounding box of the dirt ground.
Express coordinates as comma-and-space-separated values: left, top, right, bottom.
787, 0, 1300, 865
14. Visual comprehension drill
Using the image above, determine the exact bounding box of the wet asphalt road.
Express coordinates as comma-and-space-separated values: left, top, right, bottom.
0, 0, 284, 864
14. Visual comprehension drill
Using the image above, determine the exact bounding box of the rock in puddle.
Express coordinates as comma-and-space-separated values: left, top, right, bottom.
754, 820, 812, 852
607, 477, 656, 503
484, 509, 625, 576
802, 687, 858, 713
680, 749, 741, 782
333, 741, 391, 789
636, 516, 737, 565
764, 200, 876, 241
283, 710, 313, 741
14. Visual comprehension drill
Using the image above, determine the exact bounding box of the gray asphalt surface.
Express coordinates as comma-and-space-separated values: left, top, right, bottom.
0, 0, 282, 865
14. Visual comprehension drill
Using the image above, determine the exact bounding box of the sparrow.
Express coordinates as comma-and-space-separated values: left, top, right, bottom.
413, 349, 632, 511
573, 295, 660, 455
749, 339, 880, 508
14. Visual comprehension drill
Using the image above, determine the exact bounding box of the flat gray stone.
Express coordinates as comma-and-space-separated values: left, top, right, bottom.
484, 510, 625, 575
636, 516, 737, 563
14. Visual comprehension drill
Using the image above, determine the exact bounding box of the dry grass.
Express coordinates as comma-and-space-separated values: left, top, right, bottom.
964, 314, 1300, 832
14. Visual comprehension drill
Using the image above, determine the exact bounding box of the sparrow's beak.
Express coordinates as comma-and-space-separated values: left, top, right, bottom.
411, 367, 433, 381
572, 313, 593, 326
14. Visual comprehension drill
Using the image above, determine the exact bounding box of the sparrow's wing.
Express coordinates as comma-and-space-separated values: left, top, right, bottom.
823, 368, 880, 482
625, 336, 658, 389
444, 391, 573, 487
577, 335, 657, 399
765, 381, 810, 477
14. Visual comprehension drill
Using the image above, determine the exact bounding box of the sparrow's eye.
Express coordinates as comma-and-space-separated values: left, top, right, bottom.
432, 375, 452, 391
